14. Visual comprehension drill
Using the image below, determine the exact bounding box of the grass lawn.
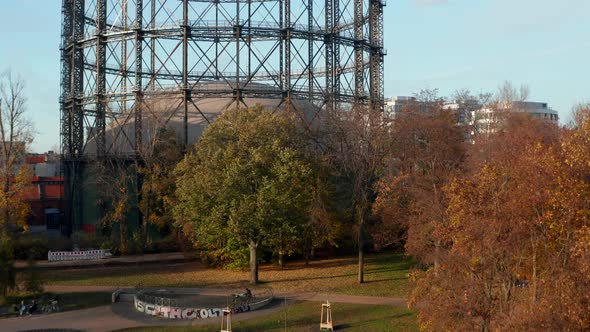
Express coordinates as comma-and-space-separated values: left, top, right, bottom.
117, 302, 418, 332
41, 253, 413, 298
1, 291, 112, 316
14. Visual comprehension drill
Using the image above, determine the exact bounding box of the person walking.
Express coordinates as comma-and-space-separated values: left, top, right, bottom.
19, 301, 27, 317
28, 300, 37, 315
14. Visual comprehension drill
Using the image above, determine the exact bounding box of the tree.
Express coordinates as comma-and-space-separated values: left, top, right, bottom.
302, 163, 344, 265
407, 114, 569, 331
0, 71, 33, 237
174, 106, 314, 284
324, 104, 389, 283
137, 127, 184, 244
0, 71, 33, 303
91, 157, 137, 255
452, 89, 493, 139
373, 91, 466, 265
496, 81, 529, 106
91, 98, 187, 253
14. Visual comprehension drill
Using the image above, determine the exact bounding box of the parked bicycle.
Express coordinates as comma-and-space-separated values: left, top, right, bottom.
41, 298, 60, 314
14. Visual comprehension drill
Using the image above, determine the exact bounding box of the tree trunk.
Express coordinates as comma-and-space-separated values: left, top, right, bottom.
434, 240, 441, 270
278, 249, 284, 270
357, 202, 365, 284
532, 250, 537, 304
249, 240, 258, 284
482, 317, 490, 332
358, 233, 364, 284
120, 220, 127, 255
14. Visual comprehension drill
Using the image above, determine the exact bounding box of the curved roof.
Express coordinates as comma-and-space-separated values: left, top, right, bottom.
84, 84, 321, 157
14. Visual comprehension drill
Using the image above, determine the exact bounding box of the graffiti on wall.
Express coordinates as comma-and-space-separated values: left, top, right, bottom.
134, 298, 251, 319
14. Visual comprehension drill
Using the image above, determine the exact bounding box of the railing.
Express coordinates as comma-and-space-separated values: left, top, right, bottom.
48, 249, 112, 262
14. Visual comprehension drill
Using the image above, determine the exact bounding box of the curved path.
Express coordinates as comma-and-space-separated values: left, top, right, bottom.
0, 286, 406, 332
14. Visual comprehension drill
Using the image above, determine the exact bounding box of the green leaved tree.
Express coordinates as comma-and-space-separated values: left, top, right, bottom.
174, 106, 314, 284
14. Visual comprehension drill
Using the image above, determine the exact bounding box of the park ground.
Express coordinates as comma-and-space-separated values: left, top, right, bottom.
1, 252, 417, 331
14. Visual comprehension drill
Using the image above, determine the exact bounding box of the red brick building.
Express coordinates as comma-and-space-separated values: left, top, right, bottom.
23, 153, 64, 233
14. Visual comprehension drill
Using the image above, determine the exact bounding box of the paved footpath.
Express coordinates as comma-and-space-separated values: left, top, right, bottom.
0, 286, 407, 332
43, 285, 406, 307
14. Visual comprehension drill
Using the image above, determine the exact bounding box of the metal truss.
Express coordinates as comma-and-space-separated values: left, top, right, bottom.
60, 0, 384, 232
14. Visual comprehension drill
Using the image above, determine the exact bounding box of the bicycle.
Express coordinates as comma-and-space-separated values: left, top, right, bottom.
41, 299, 60, 314
231, 289, 253, 307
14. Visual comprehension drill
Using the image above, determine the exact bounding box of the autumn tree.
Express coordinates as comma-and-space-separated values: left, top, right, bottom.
373, 90, 465, 265
536, 107, 590, 330
408, 114, 566, 331
174, 106, 314, 284
0, 71, 33, 302
0, 71, 33, 236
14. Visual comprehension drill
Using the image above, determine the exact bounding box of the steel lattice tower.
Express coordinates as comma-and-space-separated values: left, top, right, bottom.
60, 0, 384, 232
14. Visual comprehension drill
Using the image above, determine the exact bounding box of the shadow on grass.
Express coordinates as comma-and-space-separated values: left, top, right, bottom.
41, 253, 415, 290
42, 262, 199, 284
362, 277, 406, 284
21, 329, 84, 332
258, 267, 408, 285
333, 312, 415, 330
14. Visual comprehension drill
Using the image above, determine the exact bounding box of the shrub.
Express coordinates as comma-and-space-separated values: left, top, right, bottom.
71, 231, 104, 250
13, 235, 48, 260
23, 258, 43, 294
152, 235, 180, 253
0, 238, 16, 302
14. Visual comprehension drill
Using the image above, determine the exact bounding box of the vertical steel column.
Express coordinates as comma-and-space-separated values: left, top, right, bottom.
307, 0, 314, 100
182, 0, 189, 146
377, 1, 384, 112
121, 0, 128, 114
96, 0, 107, 157
135, 0, 144, 155
151, 0, 156, 90
60, 0, 74, 235
333, 0, 340, 110
67, 0, 85, 233
324, 0, 334, 112
284, 0, 291, 111
248, 0, 252, 80
234, 0, 241, 109
368, 0, 384, 112
72, 0, 85, 157
215, 0, 219, 80
353, 0, 364, 104
134, 0, 145, 238
279, 0, 284, 92
61, 0, 73, 156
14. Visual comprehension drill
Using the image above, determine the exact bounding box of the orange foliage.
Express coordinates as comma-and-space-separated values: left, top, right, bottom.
404, 112, 590, 331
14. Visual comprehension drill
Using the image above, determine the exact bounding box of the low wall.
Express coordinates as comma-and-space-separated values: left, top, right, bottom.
133, 291, 273, 320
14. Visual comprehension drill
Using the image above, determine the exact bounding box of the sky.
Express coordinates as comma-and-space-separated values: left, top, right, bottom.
0, 0, 589, 153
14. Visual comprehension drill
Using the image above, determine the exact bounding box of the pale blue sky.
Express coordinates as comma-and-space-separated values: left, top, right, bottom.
0, 0, 588, 152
